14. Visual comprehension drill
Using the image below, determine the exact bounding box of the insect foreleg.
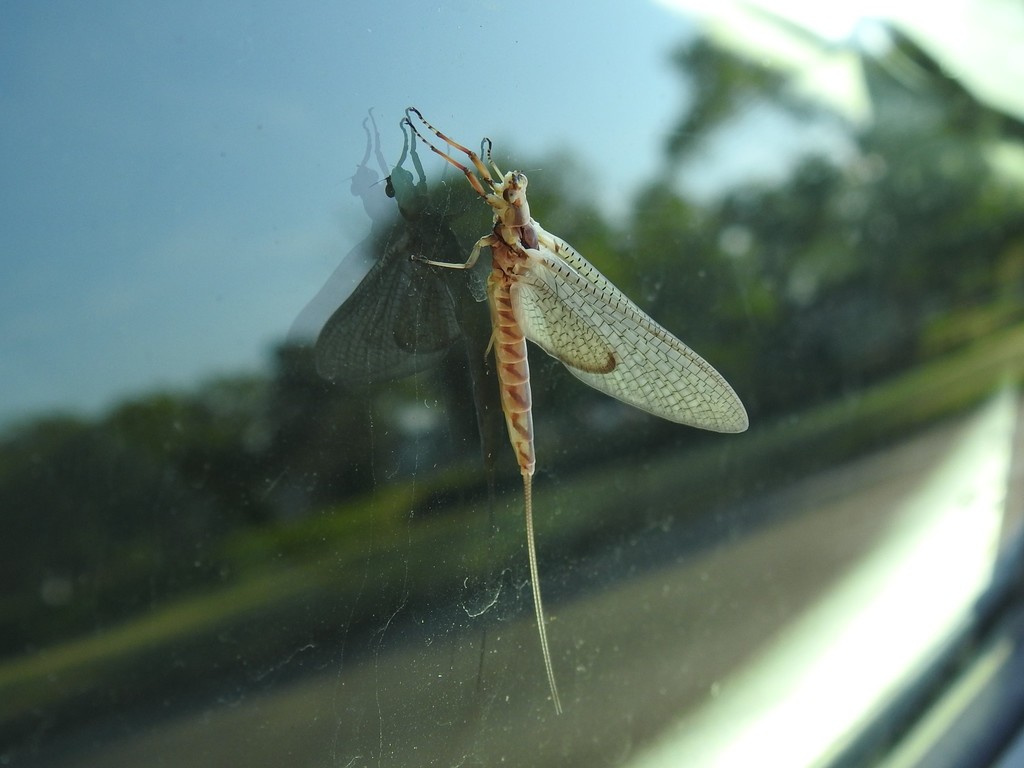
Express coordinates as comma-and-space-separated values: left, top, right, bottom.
405, 108, 495, 198
411, 235, 491, 270
479, 137, 505, 180
367, 108, 388, 178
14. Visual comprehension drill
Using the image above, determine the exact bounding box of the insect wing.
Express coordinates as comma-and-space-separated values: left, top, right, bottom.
512, 244, 749, 433
510, 260, 617, 375
315, 226, 461, 386
534, 229, 649, 318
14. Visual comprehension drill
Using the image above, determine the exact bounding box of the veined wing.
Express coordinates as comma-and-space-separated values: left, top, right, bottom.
533, 227, 649, 316
315, 225, 462, 385
511, 245, 749, 433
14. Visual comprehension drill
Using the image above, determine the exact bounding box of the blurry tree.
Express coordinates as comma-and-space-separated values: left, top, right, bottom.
0, 409, 219, 653
666, 39, 795, 161
260, 343, 376, 517
653, 30, 1024, 412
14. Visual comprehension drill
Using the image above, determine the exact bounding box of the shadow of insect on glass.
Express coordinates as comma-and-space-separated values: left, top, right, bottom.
296, 111, 489, 389
297, 111, 504, 486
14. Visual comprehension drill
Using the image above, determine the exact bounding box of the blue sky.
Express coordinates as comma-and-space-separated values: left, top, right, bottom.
0, 1, 831, 427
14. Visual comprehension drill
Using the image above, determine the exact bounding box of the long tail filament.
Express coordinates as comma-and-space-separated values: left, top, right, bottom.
523, 472, 562, 714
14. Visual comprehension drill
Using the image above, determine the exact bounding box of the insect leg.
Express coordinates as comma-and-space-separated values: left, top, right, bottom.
480, 137, 504, 179
412, 235, 490, 270
393, 119, 411, 177
405, 108, 495, 198
367, 108, 388, 178
358, 116, 373, 169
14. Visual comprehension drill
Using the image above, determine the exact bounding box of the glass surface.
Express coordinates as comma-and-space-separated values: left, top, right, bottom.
3, 2, 1023, 766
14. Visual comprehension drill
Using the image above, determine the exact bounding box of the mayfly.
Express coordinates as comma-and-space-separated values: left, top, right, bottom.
405, 108, 749, 714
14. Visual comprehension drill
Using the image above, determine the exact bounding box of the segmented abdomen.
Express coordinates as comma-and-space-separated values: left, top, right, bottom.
488, 271, 536, 477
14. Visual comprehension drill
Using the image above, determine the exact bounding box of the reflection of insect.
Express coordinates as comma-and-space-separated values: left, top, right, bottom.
310, 114, 478, 386
406, 108, 749, 714
297, 111, 502, 510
